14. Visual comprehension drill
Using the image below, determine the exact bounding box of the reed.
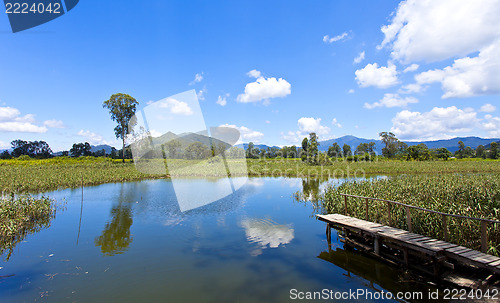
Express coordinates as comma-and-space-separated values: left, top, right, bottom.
0, 194, 59, 260
320, 174, 500, 255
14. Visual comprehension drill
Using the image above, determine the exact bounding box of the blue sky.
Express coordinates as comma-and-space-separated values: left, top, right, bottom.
0, 0, 499, 151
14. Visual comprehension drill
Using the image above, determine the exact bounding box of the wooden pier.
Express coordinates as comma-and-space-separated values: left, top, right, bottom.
317, 212, 500, 287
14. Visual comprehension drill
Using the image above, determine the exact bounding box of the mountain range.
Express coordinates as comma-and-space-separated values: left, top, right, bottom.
2, 135, 498, 156
239, 136, 500, 154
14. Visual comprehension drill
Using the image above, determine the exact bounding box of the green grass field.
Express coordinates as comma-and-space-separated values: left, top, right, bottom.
0, 156, 499, 193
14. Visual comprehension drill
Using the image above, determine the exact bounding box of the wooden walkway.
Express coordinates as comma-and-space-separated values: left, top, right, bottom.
317, 213, 500, 282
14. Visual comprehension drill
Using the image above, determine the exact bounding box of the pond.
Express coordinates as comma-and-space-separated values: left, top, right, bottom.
0, 177, 445, 302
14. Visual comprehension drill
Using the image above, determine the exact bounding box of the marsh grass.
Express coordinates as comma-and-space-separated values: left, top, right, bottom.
319, 174, 500, 255
0, 157, 498, 193
0, 194, 60, 260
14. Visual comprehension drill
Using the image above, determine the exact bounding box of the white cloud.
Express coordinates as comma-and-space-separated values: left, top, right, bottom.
197, 87, 207, 101
216, 95, 227, 106
348, 89, 355, 94
265, 120, 271, 124
479, 104, 496, 113
77, 130, 115, 145
43, 119, 65, 128
378, 0, 500, 63
219, 124, 264, 144
403, 64, 419, 73
391, 106, 480, 140
237, 76, 291, 103
353, 51, 365, 64
364, 93, 418, 109
377, 0, 500, 98
355, 63, 399, 88
298, 117, 330, 135
158, 98, 194, 115
282, 117, 331, 144
414, 40, 500, 98
189, 73, 203, 85
323, 32, 349, 44
483, 115, 500, 137
399, 83, 422, 94
0, 106, 47, 133
331, 118, 342, 128
247, 69, 262, 78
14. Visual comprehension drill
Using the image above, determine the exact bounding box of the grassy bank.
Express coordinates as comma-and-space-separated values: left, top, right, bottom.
0, 194, 59, 260
0, 157, 499, 193
319, 174, 500, 255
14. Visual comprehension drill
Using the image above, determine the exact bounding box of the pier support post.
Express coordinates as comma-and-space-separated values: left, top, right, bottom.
481, 221, 488, 253
326, 223, 331, 246
374, 236, 380, 255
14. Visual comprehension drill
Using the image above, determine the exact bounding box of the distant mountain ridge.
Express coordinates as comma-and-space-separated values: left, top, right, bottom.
235, 136, 500, 154
318, 136, 500, 154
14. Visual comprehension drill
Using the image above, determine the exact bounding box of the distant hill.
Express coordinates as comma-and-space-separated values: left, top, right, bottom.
91, 144, 115, 154
317, 135, 500, 154
319, 135, 382, 153
236, 143, 281, 150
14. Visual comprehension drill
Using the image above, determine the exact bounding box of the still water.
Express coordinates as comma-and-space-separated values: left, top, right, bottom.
1, 177, 442, 302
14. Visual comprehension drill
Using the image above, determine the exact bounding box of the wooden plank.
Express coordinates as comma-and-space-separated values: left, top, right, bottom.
487, 259, 500, 267
428, 243, 457, 250
466, 253, 499, 264
459, 251, 484, 258
445, 246, 471, 254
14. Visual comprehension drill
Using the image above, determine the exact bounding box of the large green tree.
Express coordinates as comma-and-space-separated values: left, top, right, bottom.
379, 132, 400, 158
103, 94, 139, 162
307, 132, 319, 164
327, 142, 342, 158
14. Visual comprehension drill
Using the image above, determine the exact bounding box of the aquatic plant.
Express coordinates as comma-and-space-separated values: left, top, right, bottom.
320, 174, 500, 255
0, 194, 59, 260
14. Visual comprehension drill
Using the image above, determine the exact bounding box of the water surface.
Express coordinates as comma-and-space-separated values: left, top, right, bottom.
0, 177, 442, 302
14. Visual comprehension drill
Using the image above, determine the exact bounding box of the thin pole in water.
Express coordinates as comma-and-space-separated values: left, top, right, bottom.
77, 175, 84, 245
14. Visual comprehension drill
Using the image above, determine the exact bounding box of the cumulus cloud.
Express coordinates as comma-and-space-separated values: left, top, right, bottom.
364, 93, 418, 109
391, 106, 480, 140
403, 64, 419, 73
479, 104, 496, 113
0, 106, 47, 133
77, 130, 114, 145
158, 98, 194, 115
247, 69, 262, 78
216, 95, 227, 106
323, 32, 349, 44
355, 63, 399, 88
377, 0, 500, 98
237, 75, 291, 104
282, 117, 331, 144
189, 73, 203, 85
44, 119, 65, 128
353, 51, 365, 64
483, 115, 500, 137
219, 123, 264, 144
378, 0, 500, 63
298, 117, 330, 134
414, 40, 500, 98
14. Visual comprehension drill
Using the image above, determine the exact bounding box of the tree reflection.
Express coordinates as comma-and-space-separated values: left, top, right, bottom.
95, 202, 133, 256
301, 178, 321, 201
